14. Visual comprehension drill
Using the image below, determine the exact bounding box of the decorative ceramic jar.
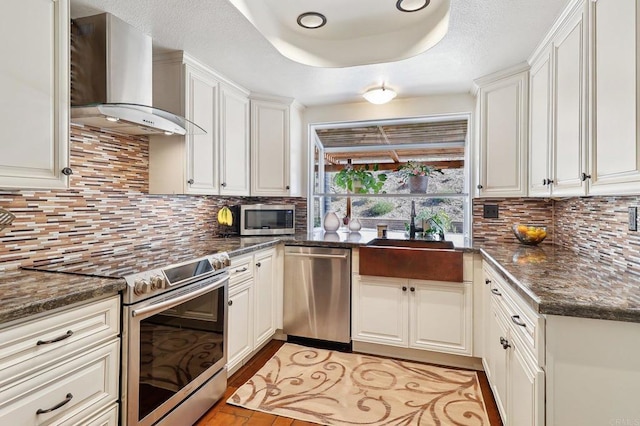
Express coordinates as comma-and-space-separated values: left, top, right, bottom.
348, 218, 362, 232
323, 211, 341, 232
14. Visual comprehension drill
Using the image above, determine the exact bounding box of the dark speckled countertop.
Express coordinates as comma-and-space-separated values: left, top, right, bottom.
2, 231, 639, 327
479, 243, 640, 323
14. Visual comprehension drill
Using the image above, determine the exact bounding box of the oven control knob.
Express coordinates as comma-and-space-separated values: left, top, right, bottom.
150, 275, 165, 290
134, 279, 151, 295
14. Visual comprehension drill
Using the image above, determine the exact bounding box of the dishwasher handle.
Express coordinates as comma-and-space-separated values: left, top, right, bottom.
286, 252, 349, 260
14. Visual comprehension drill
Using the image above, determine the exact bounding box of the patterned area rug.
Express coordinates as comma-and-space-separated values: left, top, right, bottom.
228, 343, 490, 425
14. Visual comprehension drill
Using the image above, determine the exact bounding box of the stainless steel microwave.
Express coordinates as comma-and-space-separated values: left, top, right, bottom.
239, 204, 295, 236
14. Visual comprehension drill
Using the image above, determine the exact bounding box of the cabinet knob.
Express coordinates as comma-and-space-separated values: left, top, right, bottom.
410, 287, 415, 292
476, 184, 483, 190
228, 300, 233, 306
500, 337, 511, 350
402, 286, 407, 292
187, 179, 195, 185
581, 173, 591, 182
221, 182, 227, 187
61, 167, 73, 176
286, 185, 290, 190
542, 178, 548, 186
485, 278, 491, 285
547, 179, 554, 184
256, 262, 261, 267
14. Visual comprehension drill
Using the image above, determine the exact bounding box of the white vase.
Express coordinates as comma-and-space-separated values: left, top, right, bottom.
323, 211, 340, 232
348, 218, 362, 232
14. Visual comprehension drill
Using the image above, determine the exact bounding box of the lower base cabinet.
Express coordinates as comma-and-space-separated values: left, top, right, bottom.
0, 296, 120, 426
352, 275, 472, 356
227, 247, 280, 374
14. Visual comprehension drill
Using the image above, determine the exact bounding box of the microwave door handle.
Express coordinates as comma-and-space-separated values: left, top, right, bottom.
131, 276, 227, 318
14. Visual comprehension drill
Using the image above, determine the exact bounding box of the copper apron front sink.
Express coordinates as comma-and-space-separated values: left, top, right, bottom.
366, 238, 455, 249
360, 242, 463, 282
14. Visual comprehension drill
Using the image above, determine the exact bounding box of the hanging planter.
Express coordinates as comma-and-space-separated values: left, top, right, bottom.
397, 161, 443, 193
408, 175, 429, 194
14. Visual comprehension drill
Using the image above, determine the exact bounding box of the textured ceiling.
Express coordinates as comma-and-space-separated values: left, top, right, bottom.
69, 0, 570, 106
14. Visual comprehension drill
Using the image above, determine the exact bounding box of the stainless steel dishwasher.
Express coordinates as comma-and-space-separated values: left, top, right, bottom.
284, 246, 351, 344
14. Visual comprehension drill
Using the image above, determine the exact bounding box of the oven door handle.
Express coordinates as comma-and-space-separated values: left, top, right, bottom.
131, 276, 227, 318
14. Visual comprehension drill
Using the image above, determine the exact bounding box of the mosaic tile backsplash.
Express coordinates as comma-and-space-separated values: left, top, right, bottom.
473, 196, 640, 273
0, 125, 306, 270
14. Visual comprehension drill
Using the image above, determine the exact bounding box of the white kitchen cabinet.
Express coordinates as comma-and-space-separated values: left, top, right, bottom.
529, 0, 588, 197
219, 84, 250, 195
0, 296, 120, 426
587, 0, 640, 195
483, 264, 545, 426
150, 52, 251, 196
228, 279, 254, 374
0, 0, 70, 189
474, 65, 529, 197
253, 248, 277, 348
352, 275, 472, 356
250, 96, 304, 196
227, 247, 282, 375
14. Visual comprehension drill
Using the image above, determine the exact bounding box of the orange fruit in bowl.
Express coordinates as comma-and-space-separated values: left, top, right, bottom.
517, 225, 528, 234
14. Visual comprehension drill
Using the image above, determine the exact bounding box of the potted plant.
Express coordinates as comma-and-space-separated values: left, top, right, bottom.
396, 162, 444, 193
333, 164, 387, 193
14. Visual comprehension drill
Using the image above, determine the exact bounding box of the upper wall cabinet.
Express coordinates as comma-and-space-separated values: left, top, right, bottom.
0, 0, 70, 189
587, 0, 640, 195
149, 52, 250, 196
475, 66, 529, 197
529, 0, 588, 197
250, 96, 303, 197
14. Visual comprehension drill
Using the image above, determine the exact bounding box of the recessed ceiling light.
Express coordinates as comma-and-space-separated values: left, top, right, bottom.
363, 86, 397, 105
297, 12, 327, 29
396, 0, 430, 13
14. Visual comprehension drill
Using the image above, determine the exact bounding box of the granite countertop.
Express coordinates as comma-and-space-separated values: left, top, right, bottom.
0, 269, 125, 326
479, 243, 640, 323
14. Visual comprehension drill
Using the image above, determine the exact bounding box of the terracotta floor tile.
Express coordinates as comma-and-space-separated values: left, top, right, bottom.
272, 417, 294, 426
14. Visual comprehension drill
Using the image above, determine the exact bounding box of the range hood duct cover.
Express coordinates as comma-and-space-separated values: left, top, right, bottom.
70, 13, 204, 136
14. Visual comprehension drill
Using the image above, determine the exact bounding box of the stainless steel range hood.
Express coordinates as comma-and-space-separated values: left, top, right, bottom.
70, 13, 204, 136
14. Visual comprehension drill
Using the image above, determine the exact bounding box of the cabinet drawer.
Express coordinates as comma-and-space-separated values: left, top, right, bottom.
484, 266, 544, 365
64, 403, 118, 426
0, 339, 119, 426
0, 296, 119, 386
230, 254, 254, 285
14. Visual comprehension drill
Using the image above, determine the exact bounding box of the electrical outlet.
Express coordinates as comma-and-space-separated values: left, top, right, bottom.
483, 204, 499, 219
629, 207, 638, 231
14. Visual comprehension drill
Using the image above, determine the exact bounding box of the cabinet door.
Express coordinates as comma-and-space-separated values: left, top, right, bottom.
528, 48, 553, 197
508, 338, 545, 426
220, 85, 250, 196
409, 280, 472, 356
250, 100, 290, 196
487, 302, 509, 423
589, 0, 640, 195
477, 70, 528, 197
228, 280, 254, 374
185, 66, 219, 195
352, 275, 409, 347
254, 250, 277, 348
552, 4, 587, 196
0, 0, 69, 189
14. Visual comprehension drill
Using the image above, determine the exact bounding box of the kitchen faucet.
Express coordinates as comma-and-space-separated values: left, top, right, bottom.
409, 200, 416, 239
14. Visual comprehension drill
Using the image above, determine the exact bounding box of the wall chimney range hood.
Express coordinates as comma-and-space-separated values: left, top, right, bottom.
70, 13, 204, 136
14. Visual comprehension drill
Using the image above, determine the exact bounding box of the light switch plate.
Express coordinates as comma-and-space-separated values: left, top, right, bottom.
483, 204, 499, 219
629, 207, 638, 231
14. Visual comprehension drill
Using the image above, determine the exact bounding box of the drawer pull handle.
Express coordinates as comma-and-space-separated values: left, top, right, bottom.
500, 337, 511, 350
235, 267, 248, 273
36, 330, 73, 346
36, 393, 73, 414
490, 288, 502, 296
511, 315, 527, 327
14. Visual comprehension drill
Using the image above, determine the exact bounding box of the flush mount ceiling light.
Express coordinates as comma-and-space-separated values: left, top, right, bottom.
363, 86, 397, 104
297, 12, 327, 29
396, 0, 430, 13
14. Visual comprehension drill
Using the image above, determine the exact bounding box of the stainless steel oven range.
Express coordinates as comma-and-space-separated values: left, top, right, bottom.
26, 250, 231, 426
